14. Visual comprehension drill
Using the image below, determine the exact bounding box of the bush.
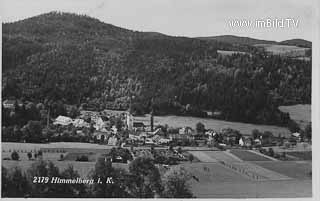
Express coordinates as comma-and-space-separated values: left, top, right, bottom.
188, 154, 194, 162
27, 152, 32, 160
76, 155, 89, 162
268, 148, 274, 157
11, 151, 19, 160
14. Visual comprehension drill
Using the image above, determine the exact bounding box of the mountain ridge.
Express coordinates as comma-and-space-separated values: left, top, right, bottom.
2, 11, 311, 127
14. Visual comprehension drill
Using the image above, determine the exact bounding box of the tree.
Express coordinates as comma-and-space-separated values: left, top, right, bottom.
11, 151, 20, 160
252, 129, 260, 139
268, 148, 274, 157
1, 167, 30, 197
68, 106, 79, 118
27, 160, 67, 197
128, 157, 163, 198
196, 122, 205, 134
304, 123, 312, 141
288, 120, 300, 133
188, 154, 194, 163
162, 166, 193, 198
22, 121, 43, 143
60, 165, 88, 197
1, 167, 10, 197
90, 158, 129, 197
27, 152, 32, 160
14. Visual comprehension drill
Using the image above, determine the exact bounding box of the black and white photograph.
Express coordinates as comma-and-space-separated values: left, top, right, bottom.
0, 0, 318, 199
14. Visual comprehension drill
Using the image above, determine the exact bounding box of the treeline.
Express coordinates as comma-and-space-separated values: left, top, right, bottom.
2, 157, 194, 198
2, 12, 311, 127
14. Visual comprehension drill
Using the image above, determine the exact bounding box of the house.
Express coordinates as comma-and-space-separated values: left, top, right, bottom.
94, 117, 106, 131
133, 122, 145, 131
204, 110, 213, 117
169, 133, 193, 141
213, 110, 223, 118
152, 135, 162, 143
3, 100, 15, 109
254, 138, 262, 145
145, 138, 155, 145
53, 116, 73, 126
222, 133, 238, 145
73, 119, 90, 128
93, 131, 111, 143
111, 125, 118, 134
108, 136, 118, 146
3, 100, 23, 109
158, 138, 171, 145
205, 129, 217, 137
239, 137, 253, 147
152, 128, 164, 136
179, 127, 193, 135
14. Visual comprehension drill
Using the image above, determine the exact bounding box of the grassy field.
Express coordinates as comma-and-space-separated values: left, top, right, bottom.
217, 50, 248, 56
286, 151, 312, 160
181, 162, 250, 183
254, 44, 309, 57
134, 114, 290, 136
253, 161, 312, 180
190, 179, 312, 198
2, 157, 312, 198
230, 150, 271, 161
278, 104, 311, 129
1, 160, 129, 178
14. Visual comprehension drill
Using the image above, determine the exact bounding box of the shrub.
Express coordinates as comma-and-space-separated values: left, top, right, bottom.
268, 148, 274, 157
11, 151, 19, 160
27, 152, 32, 160
76, 155, 89, 162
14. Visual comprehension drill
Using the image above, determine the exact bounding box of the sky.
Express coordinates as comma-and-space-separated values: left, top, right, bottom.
0, 0, 315, 41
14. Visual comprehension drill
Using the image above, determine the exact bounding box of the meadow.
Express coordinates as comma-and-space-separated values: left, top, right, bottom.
134, 114, 291, 136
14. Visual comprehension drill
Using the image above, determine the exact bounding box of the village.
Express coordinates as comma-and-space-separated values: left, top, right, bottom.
2, 98, 311, 165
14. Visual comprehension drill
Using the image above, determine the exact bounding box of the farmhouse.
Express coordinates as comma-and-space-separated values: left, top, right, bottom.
179, 127, 193, 135
133, 122, 145, 131
53, 115, 73, 126
93, 131, 111, 142
3, 99, 23, 109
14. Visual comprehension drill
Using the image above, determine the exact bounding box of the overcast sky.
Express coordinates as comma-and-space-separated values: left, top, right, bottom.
0, 0, 315, 41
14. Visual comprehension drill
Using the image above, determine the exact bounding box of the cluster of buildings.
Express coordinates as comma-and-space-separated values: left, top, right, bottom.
51, 107, 302, 149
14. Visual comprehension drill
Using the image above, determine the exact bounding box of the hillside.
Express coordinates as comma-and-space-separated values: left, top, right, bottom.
279, 39, 312, 48
197, 35, 277, 45
2, 12, 311, 127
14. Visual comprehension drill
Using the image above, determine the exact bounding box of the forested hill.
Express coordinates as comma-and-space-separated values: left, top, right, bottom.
279, 39, 312, 48
197, 35, 277, 45
2, 12, 311, 127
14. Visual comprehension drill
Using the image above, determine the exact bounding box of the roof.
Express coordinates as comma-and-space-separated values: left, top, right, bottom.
53, 115, 73, 125
133, 122, 145, 127
3, 100, 16, 105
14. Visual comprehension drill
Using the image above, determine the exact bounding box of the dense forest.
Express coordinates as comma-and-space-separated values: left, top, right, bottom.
2, 12, 311, 126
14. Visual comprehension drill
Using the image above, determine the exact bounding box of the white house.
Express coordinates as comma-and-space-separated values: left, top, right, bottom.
53, 115, 73, 126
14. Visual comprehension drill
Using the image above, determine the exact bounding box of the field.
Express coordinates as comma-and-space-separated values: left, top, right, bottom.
190, 179, 312, 198
253, 161, 312, 180
2, 149, 312, 198
254, 44, 310, 57
217, 50, 248, 56
230, 150, 271, 161
1, 160, 129, 178
182, 162, 250, 183
134, 114, 290, 136
286, 151, 312, 160
278, 104, 311, 129
2, 142, 312, 198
